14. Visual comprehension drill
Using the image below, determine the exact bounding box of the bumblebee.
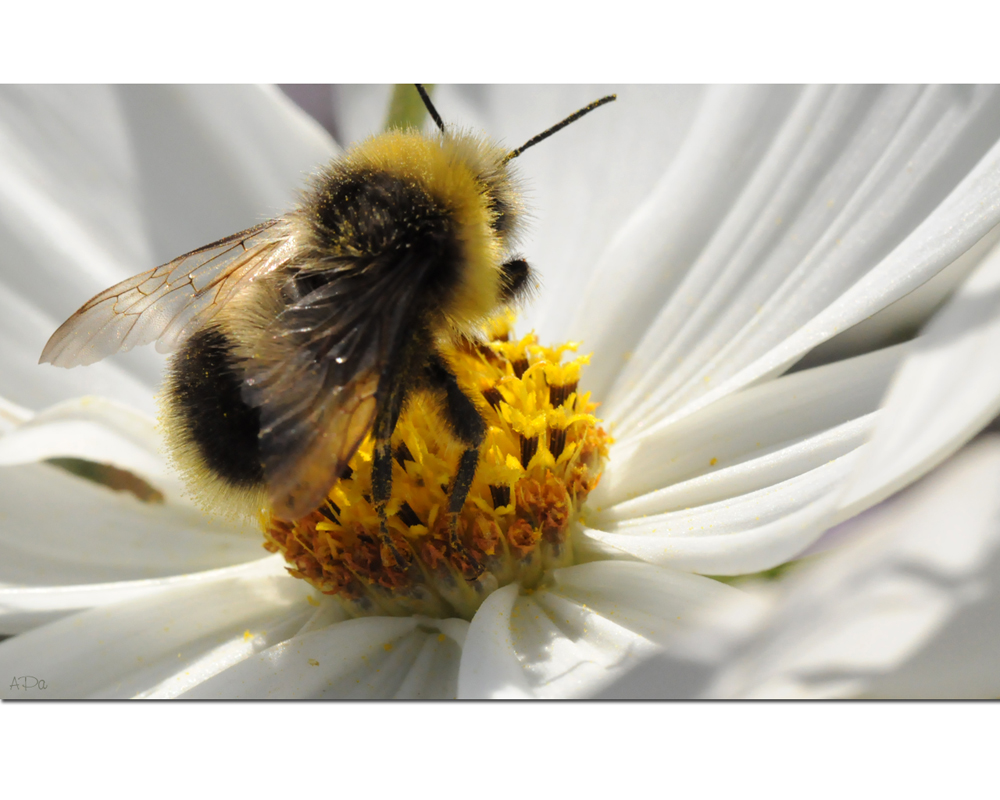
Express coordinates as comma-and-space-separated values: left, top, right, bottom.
40, 86, 615, 570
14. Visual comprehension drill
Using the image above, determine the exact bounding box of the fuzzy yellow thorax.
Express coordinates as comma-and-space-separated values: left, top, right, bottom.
263, 315, 610, 621
335, 130, 513, 328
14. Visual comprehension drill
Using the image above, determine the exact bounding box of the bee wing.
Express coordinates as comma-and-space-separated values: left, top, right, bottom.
244, 251, 434, 520
40, 220, 292, 368
259, 368, 381, 521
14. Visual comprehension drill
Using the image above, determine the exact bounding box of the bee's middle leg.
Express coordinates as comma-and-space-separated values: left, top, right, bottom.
426, 354, 486, 577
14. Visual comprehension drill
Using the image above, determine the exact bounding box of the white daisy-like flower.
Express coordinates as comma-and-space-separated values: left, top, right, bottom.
2, 85, 1000, 699
594, 431, 1000, 699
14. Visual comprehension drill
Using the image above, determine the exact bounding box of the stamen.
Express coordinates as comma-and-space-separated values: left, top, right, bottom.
489, 484, 511, 509
549, 426, 567, 459
262, 319, 609, 620
397, 500, 422, 528
394, 441, 414, 467
475, 340, 504, 365
520, 434, 539, 468
482, 386, 504, 410
549, 381, 578, 408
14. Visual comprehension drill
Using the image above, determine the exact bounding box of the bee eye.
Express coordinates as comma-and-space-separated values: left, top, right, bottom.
500, 258, 530, 301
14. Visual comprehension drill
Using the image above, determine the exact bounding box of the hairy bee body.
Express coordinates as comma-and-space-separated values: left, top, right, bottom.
158, 129, 529, 521
42, 89, 614, 568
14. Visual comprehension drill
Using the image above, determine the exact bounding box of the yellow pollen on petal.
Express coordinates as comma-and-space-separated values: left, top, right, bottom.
262, 315, 610, 621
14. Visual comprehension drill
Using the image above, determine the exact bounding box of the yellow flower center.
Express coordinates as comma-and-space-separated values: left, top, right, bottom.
262, 315, 610, 621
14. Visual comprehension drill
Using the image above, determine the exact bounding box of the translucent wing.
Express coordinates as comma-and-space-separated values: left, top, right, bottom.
242, 248, 434, 520
261, 368, 381, 520
40, 220, 293, 367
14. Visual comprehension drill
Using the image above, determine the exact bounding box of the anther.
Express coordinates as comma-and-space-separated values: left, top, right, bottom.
397, 501, 422, 528
394, 441, 415, 468
319, 501, 340, 523
549, 381, 578, 408
482, 386, 504, 409
549, 427, 567, 459
520, 435, 538, 468
489, 484, 511, 509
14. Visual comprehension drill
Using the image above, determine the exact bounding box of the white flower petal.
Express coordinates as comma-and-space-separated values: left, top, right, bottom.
181, 616, 469, 699
704, 435, 1000, 699
0, 564, 310, 699
836, 228, 1000, 520
293, 595, 351, 636
0, 555, 286, 635
571, 85, 804, 397
579, 343, 908, 574
454, 585, 532, 698
0, 461, 263, 590
0, 85, 337, 414
0, 396, 181, 496
792, 224, 993, 369
0, 395, 32, 433
593, 342, 905, 508
578, 451, 858, 575
596, 415, 875, 524
457, 561, 741, 698
593, 86, 1000, 439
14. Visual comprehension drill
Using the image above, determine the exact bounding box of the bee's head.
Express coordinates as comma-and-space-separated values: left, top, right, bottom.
412, 87, 616, 322
416, 85, 616, 258
437, 129, 527, 253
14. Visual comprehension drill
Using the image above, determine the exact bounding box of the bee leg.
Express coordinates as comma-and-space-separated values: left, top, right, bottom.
371, 390, 409, 569
427, 354, 487, 579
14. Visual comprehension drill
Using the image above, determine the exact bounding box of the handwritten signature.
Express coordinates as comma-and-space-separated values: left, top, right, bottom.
9, 676, 47, 691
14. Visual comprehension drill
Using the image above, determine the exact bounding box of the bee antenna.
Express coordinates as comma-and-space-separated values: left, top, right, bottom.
414, 84, 446, 133
502, 94, 617, 164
